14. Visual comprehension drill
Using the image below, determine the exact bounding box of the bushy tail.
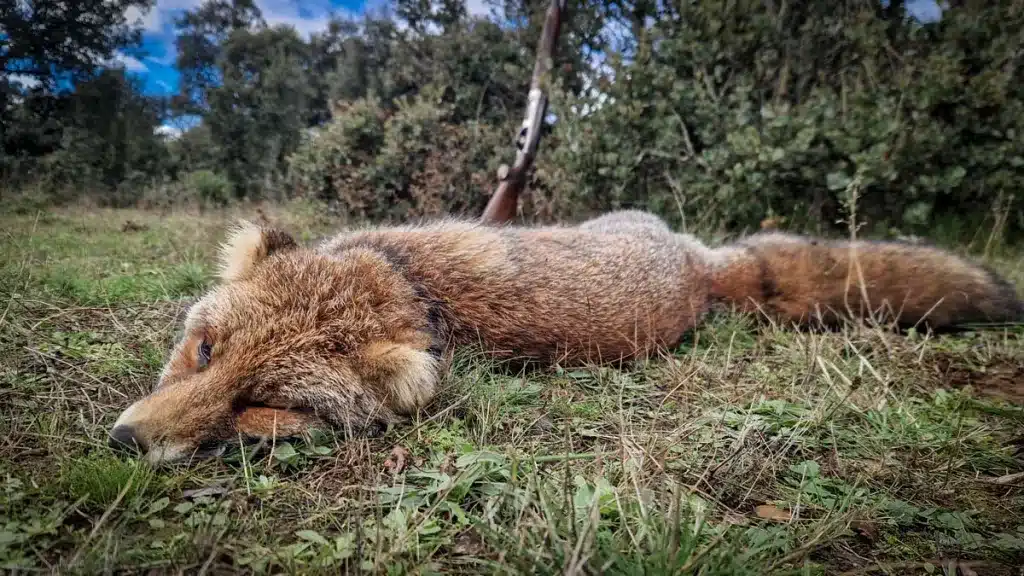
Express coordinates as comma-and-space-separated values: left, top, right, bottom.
707, 231, 1023, 331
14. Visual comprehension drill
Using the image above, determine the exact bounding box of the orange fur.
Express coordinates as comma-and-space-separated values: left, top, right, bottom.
107, 211, 1022, 464
709, 231, 1022, 329
235, 407, 322, 439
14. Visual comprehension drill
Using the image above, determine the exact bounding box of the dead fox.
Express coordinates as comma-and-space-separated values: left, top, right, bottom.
108, 210, 1023, 464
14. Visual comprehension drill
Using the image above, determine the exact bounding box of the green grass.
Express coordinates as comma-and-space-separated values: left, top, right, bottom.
1, 204, 1023, 574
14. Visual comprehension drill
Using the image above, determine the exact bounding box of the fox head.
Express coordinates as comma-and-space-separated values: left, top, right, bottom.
107, 221, 443, 465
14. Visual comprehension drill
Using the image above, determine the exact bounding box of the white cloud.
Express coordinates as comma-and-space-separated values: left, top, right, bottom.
7, 74, 41, 89
101, 52, 150, 73
907, 0, 942, 22
125, 5, 161, 31
255, 0, 359, 39
155, 124, 183, 139
125, 0, 205, 32
151, 0, 206, 11
121, 55, 150, 72
155, 0, 206, 8
262, 14, 333, 39
465, 0, 492, 17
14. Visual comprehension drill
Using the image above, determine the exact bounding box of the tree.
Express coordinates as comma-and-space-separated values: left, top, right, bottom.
205, 25, 315, 194
173, 0, 265, 115
307, 17, 362, 126
1, 0, 166, 193
1, 0, 154, 91
2, 68, 169, 196
64, 69, 169, 188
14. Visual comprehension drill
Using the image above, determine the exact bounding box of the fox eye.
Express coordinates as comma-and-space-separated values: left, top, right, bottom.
197, 339, 213, 368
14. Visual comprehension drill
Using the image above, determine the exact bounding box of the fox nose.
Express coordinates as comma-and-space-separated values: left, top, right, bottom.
108, 425, 147, 453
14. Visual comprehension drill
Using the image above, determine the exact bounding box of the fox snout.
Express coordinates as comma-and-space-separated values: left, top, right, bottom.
106, 391, 335, 465
106, 420, 228, 464
108, 423, 145, 453
104, 394, 224, 464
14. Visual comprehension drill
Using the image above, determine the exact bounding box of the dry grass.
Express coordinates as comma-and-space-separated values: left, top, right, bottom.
1, 203, 1022, 575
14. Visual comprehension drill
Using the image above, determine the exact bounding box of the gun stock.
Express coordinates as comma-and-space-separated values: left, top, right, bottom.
480, 0, 565, 225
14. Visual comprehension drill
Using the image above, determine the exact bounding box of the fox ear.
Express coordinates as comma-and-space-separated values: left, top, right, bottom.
218, 220, 298, 283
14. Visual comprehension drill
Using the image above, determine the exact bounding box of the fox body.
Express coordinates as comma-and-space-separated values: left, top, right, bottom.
109, 211, 1023, 464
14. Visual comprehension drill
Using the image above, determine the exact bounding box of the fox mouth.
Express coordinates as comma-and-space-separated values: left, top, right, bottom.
107, 436, 231, 466
108, 404, 389, 466
193, 439, 232, 460
203, 409, 391, 463
190, 416, 389, 466
109, 431, 302, 467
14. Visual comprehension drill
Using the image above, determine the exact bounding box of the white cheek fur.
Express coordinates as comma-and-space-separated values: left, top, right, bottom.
385, 349, 440, 414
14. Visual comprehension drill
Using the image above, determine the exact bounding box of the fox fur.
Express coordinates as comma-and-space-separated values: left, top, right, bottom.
108, 210, 1023, 464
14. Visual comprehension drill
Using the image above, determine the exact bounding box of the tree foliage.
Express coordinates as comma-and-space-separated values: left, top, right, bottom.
1, 0, 153, 89
42, 70, 168, 192
538, 0, 1024, 238
205, 25, 314, 195
2, 0, 1022, 243
1, 0, 166, 195
172, 0, 265, 115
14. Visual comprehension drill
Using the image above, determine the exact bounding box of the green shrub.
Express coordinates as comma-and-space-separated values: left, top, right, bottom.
535, 1, 1024, 243
286, 91, 508, 221
183, 170, 233, 206
287, 97, 388, 205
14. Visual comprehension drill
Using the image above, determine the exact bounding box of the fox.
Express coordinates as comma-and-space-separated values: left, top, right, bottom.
107, 210, 1023, 465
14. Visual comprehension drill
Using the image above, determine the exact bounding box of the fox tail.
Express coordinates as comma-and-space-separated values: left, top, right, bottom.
707, 231, 1023, 331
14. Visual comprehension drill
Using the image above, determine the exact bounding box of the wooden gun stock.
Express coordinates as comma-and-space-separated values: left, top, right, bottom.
480, 0, 565, 225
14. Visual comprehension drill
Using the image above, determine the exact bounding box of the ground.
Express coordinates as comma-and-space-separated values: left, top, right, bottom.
1, 202, 1023, 575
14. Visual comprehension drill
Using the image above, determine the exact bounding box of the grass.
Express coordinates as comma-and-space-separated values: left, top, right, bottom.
1, 202, 1023, 575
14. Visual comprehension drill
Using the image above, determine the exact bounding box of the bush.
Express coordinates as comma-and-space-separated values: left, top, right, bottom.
535, 2, 1024, 243
287, 97, 388, 206
286, 92, 509, 221
182, 170, 233, 206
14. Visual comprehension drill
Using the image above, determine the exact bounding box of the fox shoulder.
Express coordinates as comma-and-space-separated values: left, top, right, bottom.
708, 231, 1023, 330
